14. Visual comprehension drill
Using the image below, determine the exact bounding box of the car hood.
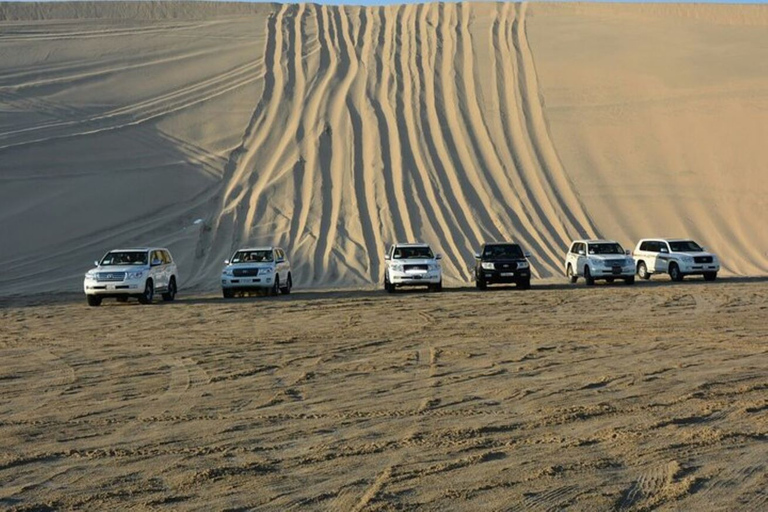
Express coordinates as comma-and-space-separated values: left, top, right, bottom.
482, 257, 527, 263
671, 251, 716, 258
225, 263, 275, 270
90, 265, 149, 273
391, 258, 436, 265
588, 254, 629, 262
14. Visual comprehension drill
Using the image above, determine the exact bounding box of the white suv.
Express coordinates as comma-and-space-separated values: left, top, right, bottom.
384, 243, 443, 292
221, 247, 292, 298
565, 239, 636, 285
83, 248, 178, 306
633, 238, 719, 281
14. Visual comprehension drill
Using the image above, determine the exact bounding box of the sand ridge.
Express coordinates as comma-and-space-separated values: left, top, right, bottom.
0, 2, 766, 295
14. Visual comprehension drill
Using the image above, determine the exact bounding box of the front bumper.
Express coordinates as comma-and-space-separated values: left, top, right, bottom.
222, 275, 274, 289
84, 277, 144, 295
389, 270, 441, 285
678, 263, 720, 274
591, 265, 635, 278
480, 269, 530, 283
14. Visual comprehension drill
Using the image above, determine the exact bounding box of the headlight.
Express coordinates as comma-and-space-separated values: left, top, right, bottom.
85, 270, 96, 279
428, 264, 440, 271
260, 267, 274, 274
391, 263, 404, 273
625, 258, 634, 266
127, 270, 145, 280
681, 256, 694, 263
481, 262, 495, 270
222, 268, 233, 276
517, 261, 529, 269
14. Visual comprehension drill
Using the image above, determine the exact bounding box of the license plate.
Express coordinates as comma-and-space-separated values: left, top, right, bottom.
500, 272, 514, 277
612, 267, 622, 275
410, 275, 422, 280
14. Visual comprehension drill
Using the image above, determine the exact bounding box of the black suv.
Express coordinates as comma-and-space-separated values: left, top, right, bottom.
474, 243, 532, 290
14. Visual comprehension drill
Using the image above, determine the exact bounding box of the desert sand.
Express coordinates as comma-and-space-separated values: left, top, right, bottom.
1, 2, 767, 510
0, 2, 766, 294
1, 280, 767, 509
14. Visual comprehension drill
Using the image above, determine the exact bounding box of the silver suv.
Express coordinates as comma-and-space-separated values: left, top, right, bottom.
83, 248, 178, 306
383, 242, 443, 292
221, 247, 292, 298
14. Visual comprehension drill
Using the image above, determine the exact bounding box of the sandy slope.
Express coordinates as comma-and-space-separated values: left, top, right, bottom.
0, 2, 766, 294
1, 280, 766, 509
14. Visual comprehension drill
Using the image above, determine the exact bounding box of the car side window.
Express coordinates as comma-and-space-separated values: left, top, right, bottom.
161, 251, 171, 264
640, 241, 650, 251
659, 242, 670, 253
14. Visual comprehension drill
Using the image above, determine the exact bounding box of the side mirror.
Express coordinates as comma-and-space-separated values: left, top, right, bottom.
577, 250, 586, 256
384, 254, 391, 261
151, 259, 162, 267
625, 249, 631, 255
224, 259, 230, 265
94, 260, 100, 266
660, 248, 669, 254
524, 251, 532, 258
474, 253, 481, 259
436, 254, 442, 260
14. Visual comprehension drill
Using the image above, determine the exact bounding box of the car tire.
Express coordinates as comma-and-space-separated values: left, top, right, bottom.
271, 276, 280, 296
384, 273, 395, 293
162, 277, 177, 301
625, 276, 635, 285
517, 278, 531, 290
281, 273, 292, 294
222, 288, 234, 299
86, 295, 102, 307
476, 275, 487, 290
116, 296, 128, 303
703, 272, 717, 281
429, 280, 443, 292
567, 264, 577, 284
138, 280, 154, 304
637, 261, 651, 280
584, 266, 595, 286
669, 263, 684, 282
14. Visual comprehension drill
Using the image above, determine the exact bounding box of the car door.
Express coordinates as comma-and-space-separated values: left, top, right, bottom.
655, 241, 672, 273
151, 250, 167, 289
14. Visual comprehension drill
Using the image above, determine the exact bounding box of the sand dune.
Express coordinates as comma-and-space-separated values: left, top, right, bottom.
0, 2, 766, 294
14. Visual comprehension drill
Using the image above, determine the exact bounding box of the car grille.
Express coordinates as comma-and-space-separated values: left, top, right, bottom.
605, 260, 625, 267
404, 264, 428, 272
694, 256, 713, 264
233, 268, 260, 277
96, 272, 125, 282
495, 262, 518, 271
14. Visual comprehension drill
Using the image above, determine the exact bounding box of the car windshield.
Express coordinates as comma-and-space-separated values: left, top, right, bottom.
588, 243, 624, 255
100, 251, 148, 266
483, 244, 523, 259
232, 250, 273, 263
393, 246, 434, 259
668, 240, 703, 252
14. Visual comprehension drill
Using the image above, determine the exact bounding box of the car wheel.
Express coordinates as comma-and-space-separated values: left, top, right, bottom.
703, 272, 717, 281
567, 264, 577, 284
476, 274, 487, 290
669, 263, 684, 282
271, 276, 280, 296
584, 266, 595, 286
625, 276, 635, 285
116, 296, 128, 303
517, 278, 531, 290
637, 261, 651, 280
138, 280, 154, 304
429, 280, 443, 292
222, 288, 234, 299
281, 273, 292, 294
384, 273, 395, 293
86, 295, 102, 307
162, 277, 177, 301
